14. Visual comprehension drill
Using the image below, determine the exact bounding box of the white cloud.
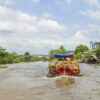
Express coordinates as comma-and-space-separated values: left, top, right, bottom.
84, 0, 100, 8
0, 5, 98, 54
42, 12, 54, 19
37, 19, 64, 31
0, 5, 99, 54
0, 6, 66, 54
0, 0, 13, 5
88, 24, 100, 31
64, 30, 90, 49
56, 0, 72, 9
44, 30, 90, 50
32, 0, 40, 3
56, 0, 100, 7
88, 24, 100, 37
71, 31, 89, 45
80, 10, 100, 19
0, 6, 64, 33
65, 0, 72, 5
56, 0, 100, 10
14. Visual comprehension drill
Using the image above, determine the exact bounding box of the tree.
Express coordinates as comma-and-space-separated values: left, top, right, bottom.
93, 48, 100, 59
0, 46, 43, 64
59, 45, 68, 53
74, 44, 89, 55
30, 56, 41, 61
24, 52, 30, 56
49, 45, 68, 60
74, 52, 81, 59
24, 52, 32, 62
84, 51, 92, 58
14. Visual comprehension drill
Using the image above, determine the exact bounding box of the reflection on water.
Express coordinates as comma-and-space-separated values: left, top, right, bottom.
0, 62, 100, 100
56, 77, 75, 88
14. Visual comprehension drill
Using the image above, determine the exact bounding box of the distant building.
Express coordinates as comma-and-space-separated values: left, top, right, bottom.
90, 41, 100, 49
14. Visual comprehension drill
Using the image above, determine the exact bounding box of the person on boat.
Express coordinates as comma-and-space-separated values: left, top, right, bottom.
64, 56, 72, 61
52, 58, 57, 66
50, 58, 57, 74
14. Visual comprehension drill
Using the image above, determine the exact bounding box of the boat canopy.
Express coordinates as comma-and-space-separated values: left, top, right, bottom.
52, 53, 74, 58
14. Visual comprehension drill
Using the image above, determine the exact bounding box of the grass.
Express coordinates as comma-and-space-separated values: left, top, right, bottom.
0, 66, 8, 69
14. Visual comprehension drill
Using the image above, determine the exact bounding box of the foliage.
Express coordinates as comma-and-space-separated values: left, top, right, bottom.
74, 52, 81, 59
24, 52, 30, 56
83, 51, 92, 58
30, 56, 42, 61
13, 59, 21, 63
0, 46, 43, 64
92, 48, 100, 59
59, 46, 68, 53
49, 45, 68, 60
74, 44, 89, 55
0, 66, 8, 69
0, 44, 96, 64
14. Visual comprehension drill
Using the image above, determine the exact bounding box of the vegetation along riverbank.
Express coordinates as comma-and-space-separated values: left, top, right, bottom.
0, 44, 100, 64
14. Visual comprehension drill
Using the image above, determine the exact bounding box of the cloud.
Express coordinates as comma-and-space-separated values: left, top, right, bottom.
56, 0, 72, 9
0, 5, 99, 54
0, 6, 64, 33
65, 0, 72, 5
32, 0, 40, 3
70, 30, 89, 45
56, 0, 100, 10
64, 30, 90, 49
88, 24, 100, 38
0, 5, 98, 54
84, 0, 100, 8
42, 12, 54, 19
88, 24, 100, 30
80, 10, 100, 19
0, 0, 13, 5
0, 6, 66, 54
56, 0, 100, 7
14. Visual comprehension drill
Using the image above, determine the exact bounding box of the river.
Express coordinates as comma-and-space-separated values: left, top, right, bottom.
0, 62, 100, 100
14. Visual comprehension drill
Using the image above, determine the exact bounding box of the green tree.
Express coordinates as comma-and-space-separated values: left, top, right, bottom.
84, 51, 92, 58
74, 44, 89, 54
74, 52, 81, 59
24, 52, 30, 56
24, 52, 32, 62
30, 56, 41, 61
93, 48, 100, 59
59, 45, 68, 53
49, 45, 68, 60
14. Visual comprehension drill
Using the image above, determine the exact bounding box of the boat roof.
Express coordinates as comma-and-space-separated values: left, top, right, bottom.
52, 53, 74, 58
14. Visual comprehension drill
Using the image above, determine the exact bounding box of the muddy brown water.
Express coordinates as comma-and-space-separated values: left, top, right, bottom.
0, 62, 100, 100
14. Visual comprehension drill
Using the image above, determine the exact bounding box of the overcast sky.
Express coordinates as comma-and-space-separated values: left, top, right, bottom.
0, 0, 100, 54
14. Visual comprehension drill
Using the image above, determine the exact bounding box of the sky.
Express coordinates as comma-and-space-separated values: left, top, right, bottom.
0, 0, 100, 54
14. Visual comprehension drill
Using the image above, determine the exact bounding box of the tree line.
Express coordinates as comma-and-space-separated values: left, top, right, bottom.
49, 45, 100, 60
0, 44, 100, 64
0, 47, 43, 64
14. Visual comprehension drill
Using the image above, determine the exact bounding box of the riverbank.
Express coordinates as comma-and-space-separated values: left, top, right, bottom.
0, 66, 8, 69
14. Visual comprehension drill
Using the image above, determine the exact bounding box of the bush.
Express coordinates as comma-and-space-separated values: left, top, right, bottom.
0, 66, 8, 69
74, 52, 81, 59
13, 59, 21, 63
84, 51, 92, 58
